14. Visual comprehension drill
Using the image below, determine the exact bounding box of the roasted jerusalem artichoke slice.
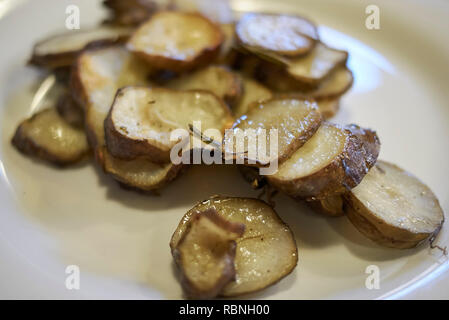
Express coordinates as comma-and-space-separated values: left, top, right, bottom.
233, 76, 273, 117
286, 43, 348, 86
71, 46, 180, 191
344, 161, 445, 249
171, 197, 298, 297
172, 208, 245, 299
12, 108, 89, 166
223, 98, 322, 167
166, 66, 243, 107
127, 11, 224, 72
104, 86, 234, 163
29, 26, 132, 69
267, 123, 380, 200
236, 13, 318, 57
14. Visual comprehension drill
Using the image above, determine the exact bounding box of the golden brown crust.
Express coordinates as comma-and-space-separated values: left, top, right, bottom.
127, 12, 224, 72
268, 124, 381, 200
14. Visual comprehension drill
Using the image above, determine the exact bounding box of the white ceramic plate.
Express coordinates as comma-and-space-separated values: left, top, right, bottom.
0, 0, 448, 299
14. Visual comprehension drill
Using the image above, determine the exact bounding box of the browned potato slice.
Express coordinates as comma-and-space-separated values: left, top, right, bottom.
167, 65, 243, 107
12, 108, 89, 166
170, 197, 298, 297
127, 11, 224, 72
223, 98, 322, 166
56, 92, 84, 128
267, 123, 380, 200
286, 43, 348, 86
307, 195, 345, 217
344, 161, 445, 249
236, 13, 318, 56
29, 26, 132, 69
104, 86, 234, 163
71, 46, 181, 191
172, 208, 245, 299
233, 77, 273, 117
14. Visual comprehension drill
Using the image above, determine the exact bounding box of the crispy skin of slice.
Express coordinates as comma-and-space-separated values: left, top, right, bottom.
29, 27, 132, 69
12, 108, 90, 166
268, 123, 380, 200
236, 13, 318, 56
344, 161, 445, 249
56, 91, 84, 128
172, 208, 245, 299
71, 46, 182, 191
307, 195, 345, 217
223, 98, 322, 167
104, 86, 234, 163
166, 65, 243, 107
170, 197, 298, 297
127, 11, 224, 72
238, 166, 267, 190
233, 76, 273, 117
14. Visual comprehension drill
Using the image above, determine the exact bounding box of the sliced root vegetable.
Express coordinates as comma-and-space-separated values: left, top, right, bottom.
223, 98, 322, 166
71, 46, 182, 191
305, 67, 353, 100
236, 13, 318, 57
71, 46, 152, 149
104, 86, 234, 163
29, 26, 132, 69
233, 76, 273, 117
167, 65, 243, 107
11, 108, 90, 166
56, 92, 84, 128
286, 43, 348, 86
172, 208, 245, 299
127, 11, 224, 72
307, 195, 345, 217
101, 147, 183, 191
344, 161, 445, 249
170, 196, 298, 297
267, 123, 380, 200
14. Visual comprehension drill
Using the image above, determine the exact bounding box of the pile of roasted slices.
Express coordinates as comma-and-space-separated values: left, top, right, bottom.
11, 0, 445, 299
